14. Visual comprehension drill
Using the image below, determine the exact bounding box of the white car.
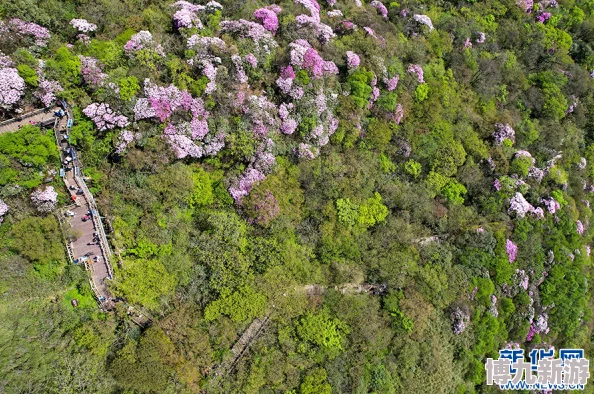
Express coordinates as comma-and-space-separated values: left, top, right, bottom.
65, 210, 75, 217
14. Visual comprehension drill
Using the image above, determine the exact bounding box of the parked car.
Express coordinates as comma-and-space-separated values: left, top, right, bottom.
65, 210, 75, 217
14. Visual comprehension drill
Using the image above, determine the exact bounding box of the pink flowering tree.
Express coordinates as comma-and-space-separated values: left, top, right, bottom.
70, 19, 97, 33
83, 103, 130, 131
407, 64, 424, 83
171, 1, 205, 30
124, 31, 165, 57
493, 123, 515, 145
413, 14, 434, 31
79, 56, 108, 87
506, 239, 518, 263
254, 7, 280, 34
34, 79, 63, 107
370, 0, 388, 19
3, 18, 51, 47
31, 186, 58, 213
346, 51, 360, 69
0, 198, 7, 224
451, 307, 470, 334
0, 67, 25, 108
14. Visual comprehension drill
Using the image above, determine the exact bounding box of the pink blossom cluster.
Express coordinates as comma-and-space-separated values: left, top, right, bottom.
506, 239, 518, 263
407, 64, 424, 83
4, 18, 51, 46
327, 10, 343, 18
346, 51, 360, 69
528, 166, 545, 182
578, 157, 587, 170
566, 96, 578, 114
115, 130, 136, 154
464, 38, 472, 49
577, 220, 585, 235
290, 40, 338, 79
413, 14, 434, 31
383, 74, 399, 91
363, 26, 376, 37
276, 65, 296, 95
34, 79, 63, 107
231, 55, 248, 84
297, 142, 318, 160
0, 52, 13, 68
489, 295, 498, 317
339, 20, 357, 32
70, 19, 97, 33
537, 12, 552, 23
391, 103, 404, 124
244, 53, 258, 68
368, 74, 379, 109
144, 79, 193, 121
30, 186, 58, 213
514, 269, 529, 290
165, 130, 225, 159
171, 1, 205, 30
243, 94, 279, 137
229, 167, 266, 203
77, 34, 91, 45
493, 123, 515, 145
451, 307, 469, 334
494, 178, 502, 191
254, 7, 280, 34
370, 1, 388, 19
124, 31, 164, 56
83, 102, 130, 131
220, 20, 278, 55
0, 67, 25, 107
0, 198, 7, 223
526, 313, 549, 341
79, 56, 108, 87
508, 192, 535, 218
279, 102, 298, 135
517, 0, 534, 13
541, 197, 560, 214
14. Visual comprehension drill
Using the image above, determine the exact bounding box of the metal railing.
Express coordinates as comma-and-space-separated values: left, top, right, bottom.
0, 107, 48, 128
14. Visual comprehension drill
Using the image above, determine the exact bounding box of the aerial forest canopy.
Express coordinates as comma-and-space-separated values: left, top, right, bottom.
1, 0, 594, 392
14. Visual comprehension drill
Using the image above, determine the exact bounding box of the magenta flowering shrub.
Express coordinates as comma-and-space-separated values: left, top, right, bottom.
2, 18, 51, 47
295, 0, 335, 44
77, 34, 91, 45
413, 14, 434, 31
0, 52, 13, 68
290, 40, 338, 79
493, 178, 502, 191
508, 192, 534, 218
70, 19, 97, 33
143, 79, 193, 121
83, 103, 130, 131
0, 198, 7, 223
171, 1, 205, 30
391, 103, 404, 124
34, 79, 63, 107
451, 307, 470, 334
0, 67, 25, 107
244, 53, 258, 68
542, 197, 560, 214
346, 51, 360, 69
254, 7, 280, 34
231, 55, 248, 84
506, 239, 518, 263
383, 75, 399, 91
493, 123, 515, 145
407, 64, 424, 83
124, 31, 165, 56
537, 12, 552, 23
115, 130, 136, 154
577, 220, 585, 235
79, 56, 108, 87
243, 94, 279, 137
219, 20, 278, 56
517, 0, 534, 13
30, 186, 58, 213
370, 1, 388, 19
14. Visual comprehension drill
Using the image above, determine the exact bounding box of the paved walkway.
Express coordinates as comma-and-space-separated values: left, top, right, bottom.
2, 106, 115, 309
0, 108, 56, 134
